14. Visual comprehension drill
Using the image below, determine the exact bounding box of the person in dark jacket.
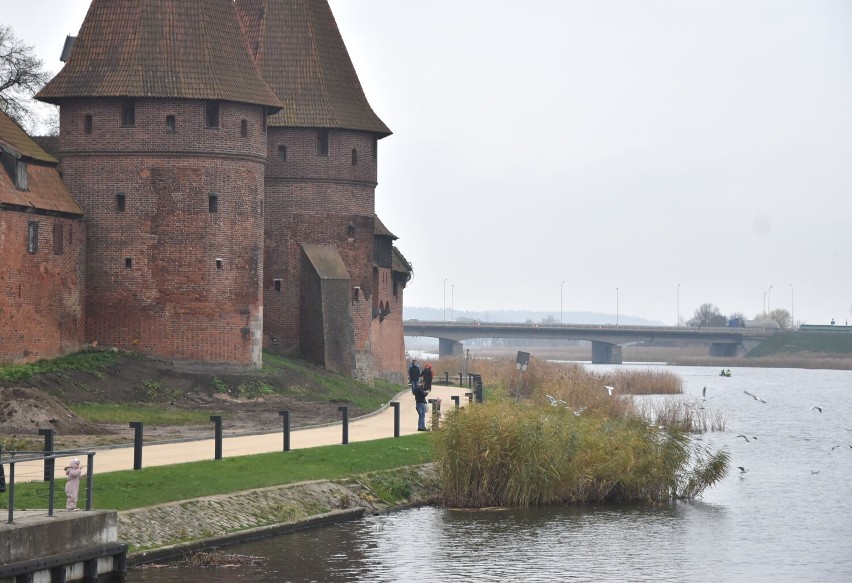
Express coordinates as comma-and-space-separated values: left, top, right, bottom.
421, 363, 433, 391
414, 380, 429, 431
408, 360, 421, 393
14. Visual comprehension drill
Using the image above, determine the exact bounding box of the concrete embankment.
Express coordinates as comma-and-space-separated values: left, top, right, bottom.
122, 464, 439, 565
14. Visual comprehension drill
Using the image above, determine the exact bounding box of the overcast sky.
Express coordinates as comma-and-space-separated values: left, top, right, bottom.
5, 1, 852, 325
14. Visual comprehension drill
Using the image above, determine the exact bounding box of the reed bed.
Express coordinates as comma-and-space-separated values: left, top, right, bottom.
433, 401, 730, 508
638, 398, 727, 433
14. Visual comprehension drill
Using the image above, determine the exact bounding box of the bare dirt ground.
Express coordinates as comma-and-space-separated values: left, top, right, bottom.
0, 353, 386, 448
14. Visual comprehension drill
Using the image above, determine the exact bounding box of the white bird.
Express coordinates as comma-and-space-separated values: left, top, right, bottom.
810, 406, 823, 413
736, 435, 756, 443
604, 386, 615, 396
546, 394, 566, 406
744, 390, 767, 404
572, 406, 586, 417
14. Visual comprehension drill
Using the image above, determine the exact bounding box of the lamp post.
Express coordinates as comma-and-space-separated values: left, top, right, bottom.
768, 285, 773, 316
443, 278, 447, 322
561, 280, 565, 324
677, 282, 680, 327
616, 287, 619, 328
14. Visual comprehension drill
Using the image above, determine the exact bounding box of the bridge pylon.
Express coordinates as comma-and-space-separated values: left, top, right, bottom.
439, 338, 463, 357
591, 341, 622, 364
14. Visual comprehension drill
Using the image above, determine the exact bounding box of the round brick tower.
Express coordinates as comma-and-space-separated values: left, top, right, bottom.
37, 0, 282, 367
237, 0, 393, 376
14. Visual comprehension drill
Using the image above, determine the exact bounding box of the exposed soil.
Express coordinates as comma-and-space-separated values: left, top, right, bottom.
0, 352, 386, 448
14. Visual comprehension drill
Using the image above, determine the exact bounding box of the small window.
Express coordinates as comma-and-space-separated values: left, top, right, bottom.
27, 221, 39, 253
317, 129, 329, 157
347, 223, 355, 240
215, 258, 223, 270
277, 145, 287, 162
240, 119, 248, 138
84, 114, 93, 135
121, 100, 135, 127
116, 192, 126, 212
166, 115, 176, 134
125, 257, 132, 269
205, 101, 220, 128
53, 223, 64, 255
351, 148, 358, 165
274, 279, 282, 293
208, 192, 218, 213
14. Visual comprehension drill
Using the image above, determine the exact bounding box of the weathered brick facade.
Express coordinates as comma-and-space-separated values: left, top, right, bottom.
57, 99, 267, 365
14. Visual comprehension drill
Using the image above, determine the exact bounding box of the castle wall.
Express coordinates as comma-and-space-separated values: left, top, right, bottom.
58, 99, 267, 366
264, 128, 377, 355
0, 210, 85, 363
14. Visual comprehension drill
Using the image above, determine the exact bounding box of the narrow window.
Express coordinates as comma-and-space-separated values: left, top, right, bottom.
216, 258, 223, 270
166, 115, 176, 134
27, 221, 39, 253
351, 148, 358, 165
347, 223, 355, 240
116, 192, 126, 212
274, 279, 282, 293
205, 101, 220, 128
121, 99, 135, 127
317, 129, 329, 157
15, 160, 27, 190
84, 114, 93, 135
53, 223, 64, 255
208, 192, 218, 213
125, 257, 132, 269
277, 145, 287, 162
240, 119, 248, 138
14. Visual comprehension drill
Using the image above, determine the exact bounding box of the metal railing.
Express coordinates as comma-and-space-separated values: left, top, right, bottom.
1, 448, 96, 524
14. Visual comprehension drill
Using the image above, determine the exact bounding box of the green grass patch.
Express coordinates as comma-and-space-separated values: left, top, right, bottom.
0, 349, 123, 383
748, 331, 852, 357
68, 403, 215, 426
1, 435, 432, 512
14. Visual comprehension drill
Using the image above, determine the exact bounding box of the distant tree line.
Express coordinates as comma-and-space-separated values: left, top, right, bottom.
686, 303, 792, 329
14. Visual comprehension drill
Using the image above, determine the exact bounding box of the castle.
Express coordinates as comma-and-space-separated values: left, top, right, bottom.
0, 0, 411, 382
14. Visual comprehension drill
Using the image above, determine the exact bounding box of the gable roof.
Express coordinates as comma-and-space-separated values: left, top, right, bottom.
0, 111, 57, 164
37, 0, 281, 110
374, 215, 398, 239
236, 0, 391, 135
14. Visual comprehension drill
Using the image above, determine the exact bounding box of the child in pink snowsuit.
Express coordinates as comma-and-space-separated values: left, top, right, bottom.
64, 458, 83, 511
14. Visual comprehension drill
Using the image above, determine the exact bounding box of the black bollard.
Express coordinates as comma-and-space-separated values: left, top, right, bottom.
443, 371, 449, 385
279, 410, 291, 452
390, 402, 401, 437
130, 422, 143, 470
465, 392, 474, 403
39, 428, 54, 482
210, 415, 223, 460
451, 395, 460, 409
85, 452, 94, 511
339, 406, 349, 445
458, 372, 463, 387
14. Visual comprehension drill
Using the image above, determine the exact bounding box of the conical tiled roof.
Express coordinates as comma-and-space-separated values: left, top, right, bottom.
37, 0, 281, 110
236, 0, 391, 135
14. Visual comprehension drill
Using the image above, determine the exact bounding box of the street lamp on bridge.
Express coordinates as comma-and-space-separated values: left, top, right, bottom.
768, 284, 773, 315
443, 278, 447, 322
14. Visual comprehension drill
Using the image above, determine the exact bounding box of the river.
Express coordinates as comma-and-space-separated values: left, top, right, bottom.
126, 365, 852, 582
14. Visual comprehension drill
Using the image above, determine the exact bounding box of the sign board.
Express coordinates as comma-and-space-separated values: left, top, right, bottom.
516, 351, 530, 371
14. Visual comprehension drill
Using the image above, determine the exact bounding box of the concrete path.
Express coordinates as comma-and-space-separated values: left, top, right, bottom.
11, 385, 473, 482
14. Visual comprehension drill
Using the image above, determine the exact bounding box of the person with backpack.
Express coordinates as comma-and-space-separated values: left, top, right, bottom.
408, 360, 421, 393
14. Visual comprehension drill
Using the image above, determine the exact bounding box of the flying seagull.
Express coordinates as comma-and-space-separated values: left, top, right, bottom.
546, 394, 566, 406
604, 386, 615, 396
810, 406, 823, 413
572, 406, 586, 417
744, 390, 767, 404
736, 435, 756, 442
737, 466, 748, 474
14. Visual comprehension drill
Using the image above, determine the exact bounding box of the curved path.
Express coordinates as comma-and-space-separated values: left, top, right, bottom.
14, 385, 472, 482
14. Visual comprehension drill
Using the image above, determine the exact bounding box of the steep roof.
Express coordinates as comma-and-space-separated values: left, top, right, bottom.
236, 0, 391, 135
374, 215, 398, 240
0, 111, 82, 215
37, 0, 281, 110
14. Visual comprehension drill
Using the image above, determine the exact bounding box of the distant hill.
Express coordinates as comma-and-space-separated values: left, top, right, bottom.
403, 306, 663, 327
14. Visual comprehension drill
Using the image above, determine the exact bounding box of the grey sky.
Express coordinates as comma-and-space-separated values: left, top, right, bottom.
5, 1, 852, 325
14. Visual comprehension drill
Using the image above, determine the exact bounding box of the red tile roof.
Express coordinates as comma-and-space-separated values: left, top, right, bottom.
37, 0, 281, 110
237, 0, 391, 135
0, 111, 57, 164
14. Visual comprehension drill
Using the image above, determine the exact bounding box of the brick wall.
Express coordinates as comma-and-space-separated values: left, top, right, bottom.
59, 98, 267, 366
0, 209, 85, 363
368, 264, 406, 382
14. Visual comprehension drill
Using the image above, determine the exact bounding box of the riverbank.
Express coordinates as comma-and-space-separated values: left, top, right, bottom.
123, 464, 438, 564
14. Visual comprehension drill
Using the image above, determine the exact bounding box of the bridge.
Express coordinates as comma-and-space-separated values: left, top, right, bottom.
403, 321, 779, 364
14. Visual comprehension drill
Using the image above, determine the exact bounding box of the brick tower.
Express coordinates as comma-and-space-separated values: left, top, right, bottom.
236, 0, 396, 377
37, 0, 282, 367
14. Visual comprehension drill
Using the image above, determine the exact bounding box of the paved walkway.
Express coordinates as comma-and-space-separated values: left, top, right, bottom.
12, 385, 472, 482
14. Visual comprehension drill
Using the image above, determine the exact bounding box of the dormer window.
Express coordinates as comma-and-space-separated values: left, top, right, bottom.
205, 101, 220, 128
317, 129, 329, 157
121, 100, 135, 127
15, 159, 27, 190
